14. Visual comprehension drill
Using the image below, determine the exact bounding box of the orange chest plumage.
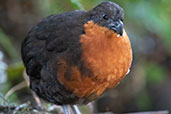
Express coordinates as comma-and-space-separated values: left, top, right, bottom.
58, 21, 132, 99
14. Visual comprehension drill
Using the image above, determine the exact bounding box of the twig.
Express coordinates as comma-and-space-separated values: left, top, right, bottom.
0, 103, 49, 113
4, 81, 27, 99
0, 94, 9, 105
12, 102, 30, 114
23, 71, 42, 106
125, 110, 169, 114
0, 105, 15, 110
88, 102, 94, 114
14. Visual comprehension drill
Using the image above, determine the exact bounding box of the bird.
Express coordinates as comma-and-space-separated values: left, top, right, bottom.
21, 1, 132, 114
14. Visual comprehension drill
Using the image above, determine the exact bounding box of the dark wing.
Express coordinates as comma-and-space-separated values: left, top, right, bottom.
21, 11, 86, 104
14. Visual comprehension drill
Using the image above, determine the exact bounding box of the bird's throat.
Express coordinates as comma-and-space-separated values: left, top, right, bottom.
80, 21, 132, 82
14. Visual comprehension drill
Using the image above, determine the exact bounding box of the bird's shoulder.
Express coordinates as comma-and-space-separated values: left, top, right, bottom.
33, 10, 86, 39
21, 10, 87, 75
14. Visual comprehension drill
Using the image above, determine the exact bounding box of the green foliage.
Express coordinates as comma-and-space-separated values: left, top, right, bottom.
79, 105, 92, 114
0, 86, 18, 105
68, 0, 84, 10
7, 62, 25, 85
124, 1, 171, 50
0, 28, 18, 59
145, 63, 167, 84
136, 90, 152, 111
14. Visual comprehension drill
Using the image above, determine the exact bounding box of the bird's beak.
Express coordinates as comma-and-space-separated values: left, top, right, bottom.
109, 20, 123, 36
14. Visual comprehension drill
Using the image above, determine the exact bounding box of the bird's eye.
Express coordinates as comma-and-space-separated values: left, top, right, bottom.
103, 14, 109, 20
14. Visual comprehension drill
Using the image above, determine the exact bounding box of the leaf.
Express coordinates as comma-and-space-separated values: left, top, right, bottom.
68, 0, 84, 10
0, 28, 18, 59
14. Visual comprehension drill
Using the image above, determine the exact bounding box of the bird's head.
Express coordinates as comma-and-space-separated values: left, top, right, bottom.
87, 1, 124, 36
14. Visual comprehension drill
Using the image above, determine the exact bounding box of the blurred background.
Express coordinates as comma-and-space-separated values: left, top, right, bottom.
0, 0, 171, 113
